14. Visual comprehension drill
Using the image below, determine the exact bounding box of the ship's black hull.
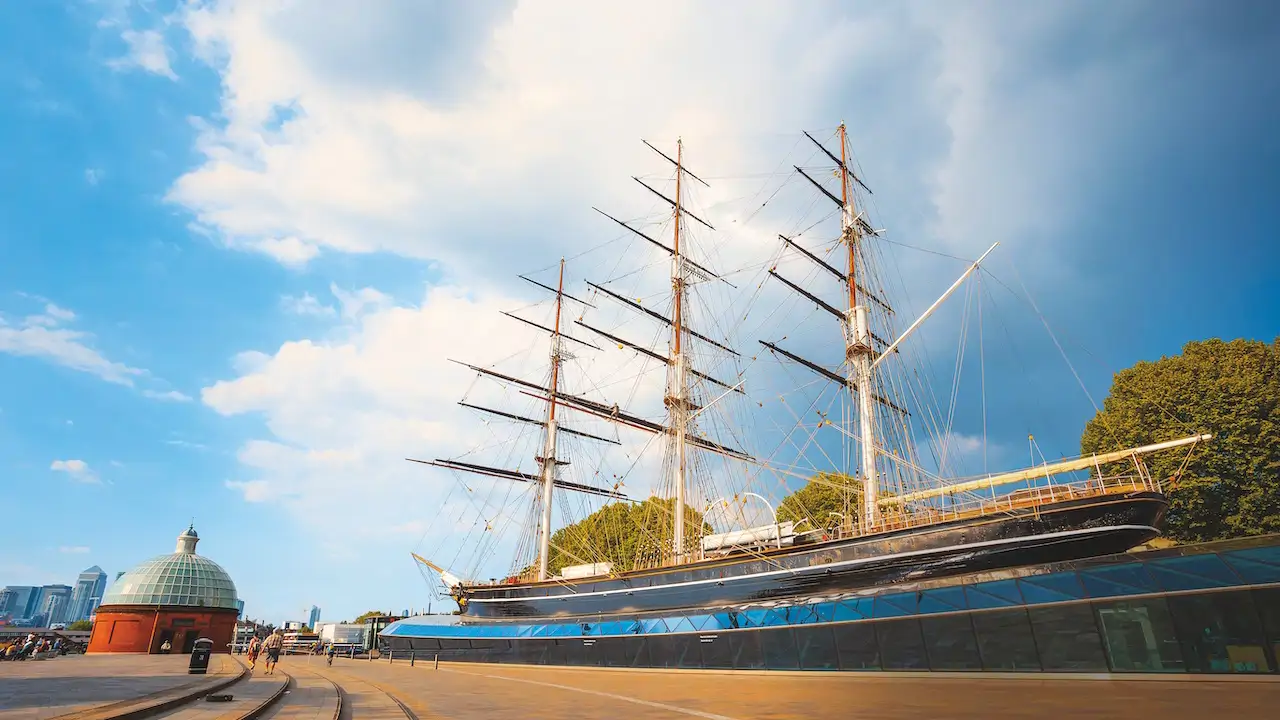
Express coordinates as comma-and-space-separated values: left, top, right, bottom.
460, 492, 1167, 619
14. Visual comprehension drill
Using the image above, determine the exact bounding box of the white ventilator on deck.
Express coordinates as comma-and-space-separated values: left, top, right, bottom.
560, 562, 614, 580
701, 521, 797, 553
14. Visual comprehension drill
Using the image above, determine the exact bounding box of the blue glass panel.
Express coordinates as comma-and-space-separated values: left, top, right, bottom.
812, 602, 837, 623
667, 616, 697, 634
832, 598, 874, 621
640, 618, 667, 635
1018, 572, 1086, 604
779, 605, 818, 625
743, 609, 770, 628
763, 609, 790, 627
547, 624, 576, 637
873, 592, 917, 618
517, 624, 535, 638
1080, 564, 1159, 598
711, 612, 738, 630
685, 614, 715, 631
1222, 555, 1280, 584
530, 624, 553, 638
1147, 554, 1241, 592
919, 587, 967, 614
1227, 545, 1280, 567
965, 580, 1022, 609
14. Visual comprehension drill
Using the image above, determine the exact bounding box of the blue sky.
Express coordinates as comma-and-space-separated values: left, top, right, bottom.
1, 1, 1277, 624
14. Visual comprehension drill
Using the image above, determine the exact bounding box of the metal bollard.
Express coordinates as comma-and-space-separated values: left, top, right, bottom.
410, 652, 415, 667
434, 653, 439, 670
389, 650, 394, 664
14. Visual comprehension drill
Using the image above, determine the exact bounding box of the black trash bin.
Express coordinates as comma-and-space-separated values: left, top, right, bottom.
189, 638, 214, 674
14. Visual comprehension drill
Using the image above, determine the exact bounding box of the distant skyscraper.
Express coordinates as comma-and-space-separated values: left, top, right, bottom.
115, 571, 126, 581
69, 566, 107, 623
35, 585, 73, 626
1, 586, 34, 617
236, 599, 245, 618
308, 605, 321, 628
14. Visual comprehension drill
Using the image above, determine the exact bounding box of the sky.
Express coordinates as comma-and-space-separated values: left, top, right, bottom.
1, 0, 1278, 625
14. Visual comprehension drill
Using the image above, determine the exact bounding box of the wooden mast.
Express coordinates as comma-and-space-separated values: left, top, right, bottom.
839, 123, 879, 533
536, 258, 566, 580
671, 139, 689, 563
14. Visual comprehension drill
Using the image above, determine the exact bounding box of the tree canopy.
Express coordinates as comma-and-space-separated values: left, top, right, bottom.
353, 610, 384, 624
67, 619, 93, 631
776, 472, 860, 531
541, 497, 711, 575
1081, 338, 1280, 542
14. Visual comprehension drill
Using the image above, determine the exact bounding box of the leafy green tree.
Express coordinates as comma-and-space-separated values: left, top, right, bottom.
67, 619, 93, 631
353, 610, 385, 623
1081, 338, 1280, 542
777, 472, 861, 531
541, 497, 711, 575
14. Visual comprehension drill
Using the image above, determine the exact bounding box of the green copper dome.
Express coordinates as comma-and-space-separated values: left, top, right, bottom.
100, 525, 238, 610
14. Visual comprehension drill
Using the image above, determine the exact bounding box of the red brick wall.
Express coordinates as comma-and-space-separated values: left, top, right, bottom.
88, 606, 237, 654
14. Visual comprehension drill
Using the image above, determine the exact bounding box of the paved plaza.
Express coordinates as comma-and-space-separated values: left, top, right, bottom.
1, 654, 1277, 719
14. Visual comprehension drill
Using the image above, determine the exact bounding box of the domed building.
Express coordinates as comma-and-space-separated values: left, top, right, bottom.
88, 525, 240, 654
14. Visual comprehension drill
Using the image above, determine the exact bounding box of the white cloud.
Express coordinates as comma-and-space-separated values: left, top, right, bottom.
143, 389, 194, 402
176, 0, 1240, 585
0, 304, 145, 386
84, 168, 104, 186
51, 459, 99, 484
281, 292, 336, 318
166, 439, 209, 451
110, 29, 178, 80
59, 546, 91, 554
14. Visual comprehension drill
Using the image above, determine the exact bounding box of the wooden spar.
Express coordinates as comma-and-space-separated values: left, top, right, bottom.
758, 341, 908, 416
457, 401, 619, 444
633, 176, 716, 230
591, 208, 723, 281
878, 433, 1213, 506
779, 234, 893, 314
585, 281, 738, 355
519, 275, 595, 307
642, 139, 710, 187
803, 130, 872, 195
411, 553, 463, 588
500, 311, 600, 350
408, 458, 629, 500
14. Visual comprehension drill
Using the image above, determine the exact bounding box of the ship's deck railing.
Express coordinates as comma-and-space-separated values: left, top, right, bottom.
484, 470, 1160, 586
860, 469, 1160, 537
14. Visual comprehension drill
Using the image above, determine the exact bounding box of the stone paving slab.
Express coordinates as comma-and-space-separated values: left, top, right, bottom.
258, 665, 339, 720
290, 660, 408, 720
0, 655, 240, 720
151, 669, 287, 720
323, 657, 1280, 720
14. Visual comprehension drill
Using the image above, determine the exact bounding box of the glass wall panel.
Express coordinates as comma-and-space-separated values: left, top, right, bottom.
972, 609, 1041, 671
795, 625, 839, 670
1167, 591, 1271, 673
833, 622, 880, 670
624, 636, 650, 668
1028, 604, 1108, 671
876, 619, 928, 670
1251, 588, 1280, 672
759, 627, 800, 670
698, 635, 734, 669
646, 635, 680, 669
730, 630, 765, 669
1093, 598, 1184, 672
920, 615, 982, 670
675, 635, 702, 669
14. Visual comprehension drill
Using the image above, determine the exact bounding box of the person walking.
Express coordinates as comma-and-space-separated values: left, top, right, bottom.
262, 630, 284, 675
246, 635, 262, 672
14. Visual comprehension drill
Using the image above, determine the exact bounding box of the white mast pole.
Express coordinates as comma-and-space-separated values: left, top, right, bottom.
536, 259, 566, 581
671, 139, 688, 564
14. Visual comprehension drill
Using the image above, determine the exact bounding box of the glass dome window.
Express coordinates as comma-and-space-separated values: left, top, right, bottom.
99, 526, 239, 610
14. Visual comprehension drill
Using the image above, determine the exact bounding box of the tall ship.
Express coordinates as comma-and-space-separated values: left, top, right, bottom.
381, 126, 1210, 665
